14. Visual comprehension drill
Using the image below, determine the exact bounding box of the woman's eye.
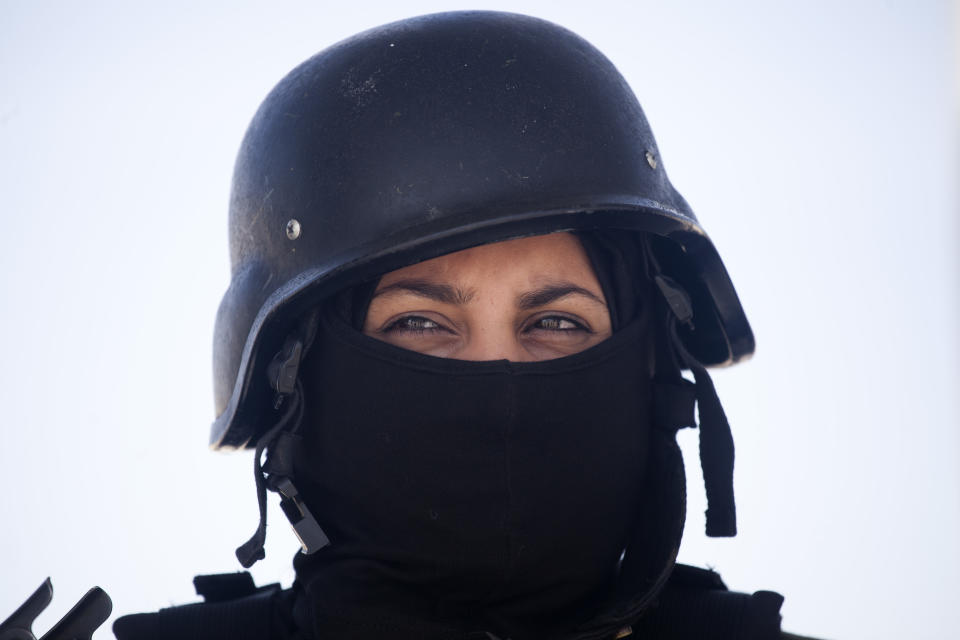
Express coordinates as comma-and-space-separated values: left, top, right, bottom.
384, 316, 446, 333
530, 316, 587, 332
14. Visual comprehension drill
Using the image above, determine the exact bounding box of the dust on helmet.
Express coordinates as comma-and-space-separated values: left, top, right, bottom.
212, 10, 754, 450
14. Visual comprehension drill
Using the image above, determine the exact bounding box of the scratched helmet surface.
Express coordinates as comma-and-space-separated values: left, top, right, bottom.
211, 10, 754, 449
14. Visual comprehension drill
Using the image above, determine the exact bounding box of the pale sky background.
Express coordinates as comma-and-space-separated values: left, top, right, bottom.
1, 2, 957, 639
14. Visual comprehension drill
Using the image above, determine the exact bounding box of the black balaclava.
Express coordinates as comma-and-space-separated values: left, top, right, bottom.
287, 231, 677, 640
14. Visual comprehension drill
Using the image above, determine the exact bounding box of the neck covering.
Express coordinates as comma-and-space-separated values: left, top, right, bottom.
290, 291, 658, 639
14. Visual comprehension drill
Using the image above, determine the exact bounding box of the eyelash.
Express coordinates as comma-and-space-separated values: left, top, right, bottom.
529, 316, 588, 332
382, 315, 591, 335
383, 316, 448, 334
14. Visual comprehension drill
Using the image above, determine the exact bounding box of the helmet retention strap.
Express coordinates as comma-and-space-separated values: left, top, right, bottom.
235, 384, 303, 568
670, 321, 738, 537
652, 272, 738, 538
235, 312, 330, 568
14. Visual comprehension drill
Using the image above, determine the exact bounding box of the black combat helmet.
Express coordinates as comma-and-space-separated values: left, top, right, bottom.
212, 10, 753, 450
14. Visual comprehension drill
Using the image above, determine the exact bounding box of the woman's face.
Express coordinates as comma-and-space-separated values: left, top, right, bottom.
363, 232, 613, 361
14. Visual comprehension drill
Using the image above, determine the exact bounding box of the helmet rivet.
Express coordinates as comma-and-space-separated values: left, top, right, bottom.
286, 219, 301, 240
645, 150, 658, 170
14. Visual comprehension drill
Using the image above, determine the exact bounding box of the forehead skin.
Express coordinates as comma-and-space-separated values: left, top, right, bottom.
375, 232, 605, 299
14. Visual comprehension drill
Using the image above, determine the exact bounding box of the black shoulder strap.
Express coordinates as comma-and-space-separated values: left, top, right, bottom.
631, 564, 785, 640
666, 564, 728, 590
113, 577, 294, 640
192, 572, 259, 603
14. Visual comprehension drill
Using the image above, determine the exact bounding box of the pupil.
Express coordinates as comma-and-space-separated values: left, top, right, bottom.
408, 317, 432, 329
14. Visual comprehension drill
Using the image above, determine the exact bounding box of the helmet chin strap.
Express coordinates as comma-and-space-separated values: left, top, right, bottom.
651, 265, 738, 538
668, 319, 737, 537
236, 314, 330, 569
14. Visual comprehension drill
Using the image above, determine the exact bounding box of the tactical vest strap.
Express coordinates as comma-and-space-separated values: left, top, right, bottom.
113, 580, 292, 640
193, 572, 259, 603
114, 566, 785, 640
632, 565, 785, 640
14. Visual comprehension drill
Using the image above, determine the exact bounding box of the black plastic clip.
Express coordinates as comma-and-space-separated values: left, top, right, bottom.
267, 337, 304, 408
654, 275, 695, 329
274, 477, 330, 554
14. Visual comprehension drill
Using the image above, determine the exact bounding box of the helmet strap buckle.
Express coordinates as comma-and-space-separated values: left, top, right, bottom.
273, 477, 330, 554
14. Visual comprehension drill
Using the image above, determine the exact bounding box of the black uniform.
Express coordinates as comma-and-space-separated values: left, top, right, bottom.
113, 565, 787, 640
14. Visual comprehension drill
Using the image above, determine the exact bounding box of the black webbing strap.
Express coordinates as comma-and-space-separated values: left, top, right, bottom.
651, 271, 737, 538
669, 320, 737, 537
632, 565, 784, 640
112, 585, 288, 640
235, 386, 304, 568
193, 572, 258, 603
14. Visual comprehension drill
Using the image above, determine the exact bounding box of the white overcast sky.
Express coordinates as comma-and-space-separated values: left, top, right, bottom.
1, 2, 957, 639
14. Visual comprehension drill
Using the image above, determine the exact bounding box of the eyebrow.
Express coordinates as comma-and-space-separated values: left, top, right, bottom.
372, 279, 476, 305
517, 284, 607, 309
372, 279, 605, 309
